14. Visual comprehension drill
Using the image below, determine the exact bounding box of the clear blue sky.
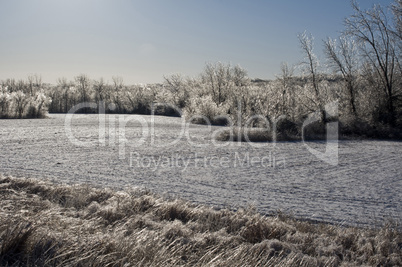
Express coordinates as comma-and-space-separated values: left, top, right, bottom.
0, 0, 395, 84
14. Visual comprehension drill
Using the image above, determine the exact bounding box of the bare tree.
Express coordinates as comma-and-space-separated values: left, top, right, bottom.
298, 32, 326, 121
345, 0, 400, 125
75, 74, 91, 112
16, 79, 26, 92
56, 77, 73, 112
112, 76, 124, 113
13, 91, 28, 118
232, 64, 249, 87
201, 62, 233, 105
392, 0, 402, 41
0, 86, 10, 117
4, 79, 16, 92
27, 74, 42, 96
392, 0, 402, 75
324, 36, 359, 116
93, 77, 107, 103
200, 62, 249, 107
163, 73, 188, 108
277, 62, 295, 118
27, 75, 34, 96
34, 74, 42, 91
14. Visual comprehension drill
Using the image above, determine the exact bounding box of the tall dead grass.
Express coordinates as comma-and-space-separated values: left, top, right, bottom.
0, 175, 401, 266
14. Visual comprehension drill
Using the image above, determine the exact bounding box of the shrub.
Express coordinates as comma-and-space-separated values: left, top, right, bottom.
153, 103, 182, 117
339, 116, 402, 139
184, 95, 230, 126
216, 127, 273, 142
275, 118, 300, 141
0, 86, 51, 119
302, 120, 327, 141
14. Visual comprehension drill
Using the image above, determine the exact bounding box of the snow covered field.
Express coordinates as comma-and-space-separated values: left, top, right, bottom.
0, 114, 401, 227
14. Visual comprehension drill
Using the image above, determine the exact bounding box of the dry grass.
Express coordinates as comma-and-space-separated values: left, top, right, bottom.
0, 175, 401, 266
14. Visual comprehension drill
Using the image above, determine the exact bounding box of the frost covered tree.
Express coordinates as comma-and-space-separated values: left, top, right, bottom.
55, 77, 73, 113
163, 73, 189, 108
324, 36, 359, 116
201, 62, 234, 105
27, 75, 35, 96
298, 32, 327, 121
0, 86, 11, 117
13, 91, 29, 118
27, 74, 42, 96
112, 76, 124, 113
392, 0, 402, 41
276, 62, 296, 118
345, 0, 401, 126
75, 74, 91, 107
93, 77, 107, 104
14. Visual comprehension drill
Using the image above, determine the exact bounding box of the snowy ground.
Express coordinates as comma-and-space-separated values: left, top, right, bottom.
0, 114, 401, 227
